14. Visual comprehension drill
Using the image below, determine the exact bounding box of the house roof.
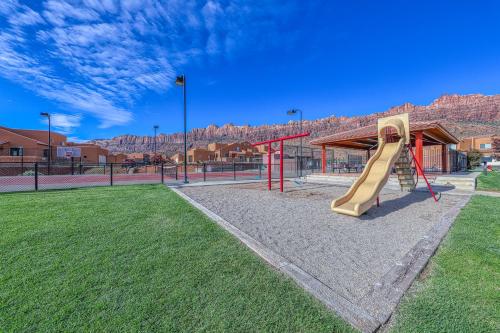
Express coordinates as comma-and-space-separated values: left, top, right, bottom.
310, 121, 459, 149
0, 126, 48, 146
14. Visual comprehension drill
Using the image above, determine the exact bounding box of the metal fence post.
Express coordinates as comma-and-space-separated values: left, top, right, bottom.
34, 162, 38, 191
296, 146, 299, 177
233, 162, 236, 180
175, 165, 178, 180
203, 163, 206, 181
110, 163, 113, 186
259, 163, 262, 179
161, 162, 164, 184
71, 161, 74, 175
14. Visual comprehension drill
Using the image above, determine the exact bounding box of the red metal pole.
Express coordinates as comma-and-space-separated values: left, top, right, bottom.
415, 131, 424, 176
252, 132, 310, 146
268, 143, 272, 191
407, 144, 438, 202
280, 140, 284, 192
252, 133, 311, 192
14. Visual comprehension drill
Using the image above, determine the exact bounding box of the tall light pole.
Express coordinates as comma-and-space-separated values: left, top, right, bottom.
153, 125, 159, 159
287, 108, 303, 177
175, 74, 188, 183
40, 112, 51, 175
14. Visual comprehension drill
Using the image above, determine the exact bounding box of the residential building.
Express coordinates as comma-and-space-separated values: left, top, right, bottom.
0, 125, 122, 164
174, 141, 263, 163
212, 142, 262, 162
126, 153, 150, 163
64, 142, 114, 164
108, 153, 128, 163
0, 126, 60, 162
457, 135, 498, 161
186, 148, 215, 163
171, 153, 184, 163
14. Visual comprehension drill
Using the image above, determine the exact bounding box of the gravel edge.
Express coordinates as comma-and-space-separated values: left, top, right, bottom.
169, 185, 381, 333
169, 185, 471, 333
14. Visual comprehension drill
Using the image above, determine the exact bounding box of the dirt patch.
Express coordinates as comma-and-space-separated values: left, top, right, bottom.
417, 261, 435, 282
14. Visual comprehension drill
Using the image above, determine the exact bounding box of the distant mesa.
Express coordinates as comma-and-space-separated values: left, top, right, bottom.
92, 94, 500, 155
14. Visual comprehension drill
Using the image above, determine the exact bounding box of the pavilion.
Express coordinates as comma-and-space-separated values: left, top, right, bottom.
310, 121, 460, 174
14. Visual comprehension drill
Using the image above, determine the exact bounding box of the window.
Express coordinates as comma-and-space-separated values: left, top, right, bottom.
480, 143, 491, 149
43, 149, 49, 158
188, 156, 193, 162
10, 147, 23, 156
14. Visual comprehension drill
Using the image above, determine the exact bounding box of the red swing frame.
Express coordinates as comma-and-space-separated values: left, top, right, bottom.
252, 133, 310, 192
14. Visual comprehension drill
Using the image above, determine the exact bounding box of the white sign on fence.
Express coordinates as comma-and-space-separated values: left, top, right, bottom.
57, 147, 81, 158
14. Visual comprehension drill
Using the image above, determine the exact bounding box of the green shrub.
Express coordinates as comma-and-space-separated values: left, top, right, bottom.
467, 149, 482, 169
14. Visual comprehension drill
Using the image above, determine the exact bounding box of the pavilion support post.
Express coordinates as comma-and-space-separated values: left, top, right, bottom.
441, 144, 448, 174
280, 140, 284, 192
321, 144, 326, 174
415, 131, 424, 175
331, 149, 335, 173
268, 143, 272, 191
366, 148, 371, 163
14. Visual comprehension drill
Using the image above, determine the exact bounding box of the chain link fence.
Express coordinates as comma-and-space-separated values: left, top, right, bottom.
0, 144, 467, 193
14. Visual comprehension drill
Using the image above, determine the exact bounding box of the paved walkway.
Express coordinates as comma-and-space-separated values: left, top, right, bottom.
175, 182, 470, 332
475, 190, 500, 197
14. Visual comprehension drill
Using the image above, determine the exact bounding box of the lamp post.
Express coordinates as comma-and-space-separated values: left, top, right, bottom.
153, 125, 159, 159
287, 108, 303, 176
40, 112, 51, 175
175, 74, 188, 183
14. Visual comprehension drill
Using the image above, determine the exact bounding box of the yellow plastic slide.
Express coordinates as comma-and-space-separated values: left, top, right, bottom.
331, 114, 410, 217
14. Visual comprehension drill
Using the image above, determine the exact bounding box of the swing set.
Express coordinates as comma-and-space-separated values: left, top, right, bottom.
252, 133, 310, 192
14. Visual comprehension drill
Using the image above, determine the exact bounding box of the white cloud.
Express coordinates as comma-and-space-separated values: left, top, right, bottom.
46, 113, 82, 134
66, 136, 89, 143
0, 0, 301, 129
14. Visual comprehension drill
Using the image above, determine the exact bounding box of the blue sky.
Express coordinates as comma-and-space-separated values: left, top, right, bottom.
0, 1, 499, 141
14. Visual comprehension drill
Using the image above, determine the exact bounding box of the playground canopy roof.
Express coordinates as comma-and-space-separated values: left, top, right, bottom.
310, 121, 459, 149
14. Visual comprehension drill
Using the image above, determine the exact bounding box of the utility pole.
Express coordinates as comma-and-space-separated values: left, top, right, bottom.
176, 75, 189, 183
153, 125, 159, 161
40, 112, 51, 175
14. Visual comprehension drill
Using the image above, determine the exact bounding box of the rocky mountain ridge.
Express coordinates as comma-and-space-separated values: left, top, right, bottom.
92, 94, 500, 155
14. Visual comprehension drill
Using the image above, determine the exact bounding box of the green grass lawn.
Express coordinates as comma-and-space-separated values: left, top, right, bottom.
390, 195, 500, 333
0, 185, 353, 332
477, 170, 500, 191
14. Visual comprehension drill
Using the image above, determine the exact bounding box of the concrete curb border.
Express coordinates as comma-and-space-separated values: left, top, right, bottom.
169, 185, 471, 332
169, 179, 268, 188
358, 195, 472, 326
169, 186, 380, 333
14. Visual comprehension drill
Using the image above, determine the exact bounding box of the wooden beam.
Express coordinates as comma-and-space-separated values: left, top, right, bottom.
422, 130, 447, 145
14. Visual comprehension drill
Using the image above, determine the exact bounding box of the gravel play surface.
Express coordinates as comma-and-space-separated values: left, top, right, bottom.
179, 181, 465, 321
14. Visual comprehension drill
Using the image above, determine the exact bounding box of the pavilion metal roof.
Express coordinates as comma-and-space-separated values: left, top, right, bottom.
310, 121, 459, 149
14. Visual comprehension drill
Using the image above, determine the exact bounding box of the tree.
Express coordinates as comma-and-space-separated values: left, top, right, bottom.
467, 149, 482, 169
151, 154, 166, 164
492, 137, 500, 160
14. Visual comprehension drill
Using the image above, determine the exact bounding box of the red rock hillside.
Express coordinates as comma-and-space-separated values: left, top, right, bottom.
92, 94, 500, 154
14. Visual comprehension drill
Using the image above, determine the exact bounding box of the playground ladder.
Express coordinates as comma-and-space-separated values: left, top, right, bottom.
395, 146, 416, 191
